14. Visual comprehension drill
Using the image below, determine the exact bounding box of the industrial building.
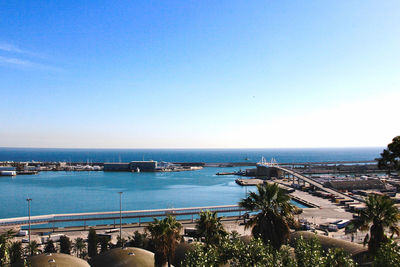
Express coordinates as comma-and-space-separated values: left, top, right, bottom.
324, 179, 385, 191
129, 161, 157, 171
103, 163, 130, 172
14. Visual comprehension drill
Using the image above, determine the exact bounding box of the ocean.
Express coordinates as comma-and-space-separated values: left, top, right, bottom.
0, 147, 382, 163
0, 147, 382, 225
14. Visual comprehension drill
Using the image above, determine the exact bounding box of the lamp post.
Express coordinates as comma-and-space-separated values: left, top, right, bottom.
26, 198, 32, 247
118, 192, 123, 242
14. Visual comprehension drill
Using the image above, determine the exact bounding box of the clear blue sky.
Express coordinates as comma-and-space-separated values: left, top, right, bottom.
0, 0, 399, 148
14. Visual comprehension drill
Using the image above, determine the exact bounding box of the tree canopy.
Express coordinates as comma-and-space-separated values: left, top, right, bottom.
377, 136, 400, 174
239, 183, 296, 249
147, 215, 182, 267
346, 194, 400, 255
196, 210, 227, 246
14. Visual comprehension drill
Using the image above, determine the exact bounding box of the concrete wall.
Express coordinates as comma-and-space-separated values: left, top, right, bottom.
129, 161, 157, 171
256, 166, 283, 178
103, 163, 130, 171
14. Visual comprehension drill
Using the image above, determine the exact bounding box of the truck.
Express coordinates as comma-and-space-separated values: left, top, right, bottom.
17, 230, 28, 237
41, 234, 64, 244
328, 224, 338, 232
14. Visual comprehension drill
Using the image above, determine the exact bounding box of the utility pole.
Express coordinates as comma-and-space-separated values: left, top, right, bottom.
26, 198, 32, 250
118, 192, 123, 242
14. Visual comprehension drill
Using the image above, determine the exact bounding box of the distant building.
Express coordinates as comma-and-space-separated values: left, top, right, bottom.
104, 161, 157, 172
103, 163, 130, 172
324, 179, 385, 191
129, 161, 157, 171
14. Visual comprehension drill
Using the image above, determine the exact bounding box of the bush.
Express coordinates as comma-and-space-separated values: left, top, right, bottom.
59, 236, 72, 254
373, 240, 400, 267
44, 240, 57, 253
183, 235, 356, 267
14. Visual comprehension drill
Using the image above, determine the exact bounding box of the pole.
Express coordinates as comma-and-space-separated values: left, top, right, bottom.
26, 198, 32, 251
118, 192, 123, 242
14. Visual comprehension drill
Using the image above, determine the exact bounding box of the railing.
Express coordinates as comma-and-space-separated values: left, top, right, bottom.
0, 204, 247, 227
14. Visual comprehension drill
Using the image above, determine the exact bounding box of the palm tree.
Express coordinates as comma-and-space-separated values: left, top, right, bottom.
0, 229, 15, 266
196, 210, 227, 245
9, 241, 23, 264
73, 237, 86, 258
346, 194, 400, 254
27, 240, 40, 256
239, 182, 296, 249
147, 215, 182, 267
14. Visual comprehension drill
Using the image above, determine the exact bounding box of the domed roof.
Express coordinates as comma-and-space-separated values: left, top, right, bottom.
13, 253, 90, 267
90, 247, 155, 267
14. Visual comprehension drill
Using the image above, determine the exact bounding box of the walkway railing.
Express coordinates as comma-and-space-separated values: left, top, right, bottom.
0, 204, 247, 227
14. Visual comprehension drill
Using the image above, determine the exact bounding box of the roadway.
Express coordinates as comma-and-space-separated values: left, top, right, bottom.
274, 166, 363, 202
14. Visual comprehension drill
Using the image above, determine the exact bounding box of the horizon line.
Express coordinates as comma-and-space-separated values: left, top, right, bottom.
0, 146, 384, 150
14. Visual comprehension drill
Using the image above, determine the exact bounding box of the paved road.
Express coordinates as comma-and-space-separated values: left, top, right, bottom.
275, 166, 364, 203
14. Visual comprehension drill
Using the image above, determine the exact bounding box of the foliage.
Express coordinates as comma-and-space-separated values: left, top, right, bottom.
8, 241, 23, 264
87, 228, 98, 258
127, 230, 155, 252
238, 183, 296, 249
295, 236, 356, 267
377, 136, 400, 174
183, 243, 219, 267
345, 194, 400, 254
0, 229, 14, 266
98, 236, 109, 253
325, 248, 357, 267
73, 237, 86, 258
44, 240, 57, 253
116, 236, 127, 248
27, 241, 39, 256
196, 210, 227, 246
373, 240, 400, 267
128, 231, 148, 248
232, 238, 282, 267
295, 236, 325, 267
183, 235, 295, 267
59, 235, 72, 254
147, 215, 182, 267
183, 235, 355, 267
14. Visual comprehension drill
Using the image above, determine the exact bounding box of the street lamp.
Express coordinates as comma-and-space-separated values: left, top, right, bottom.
26, 198, 32, 246
118, 192, 123, 241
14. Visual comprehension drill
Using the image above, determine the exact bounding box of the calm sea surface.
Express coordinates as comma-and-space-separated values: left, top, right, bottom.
0, 148, 382, 221
0, 147, 382, 163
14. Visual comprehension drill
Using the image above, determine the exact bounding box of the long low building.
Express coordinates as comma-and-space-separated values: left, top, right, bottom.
324, 179, 385, 190
103, 163, 130, 171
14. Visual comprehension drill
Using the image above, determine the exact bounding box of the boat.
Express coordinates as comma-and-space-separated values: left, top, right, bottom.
131, 167, 140, 173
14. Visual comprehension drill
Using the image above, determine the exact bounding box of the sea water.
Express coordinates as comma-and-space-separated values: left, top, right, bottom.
0, 147, 382, 221
0, 147, 382, 163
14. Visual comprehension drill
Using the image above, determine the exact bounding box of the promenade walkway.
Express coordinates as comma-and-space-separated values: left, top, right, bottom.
0, 204, 246, 228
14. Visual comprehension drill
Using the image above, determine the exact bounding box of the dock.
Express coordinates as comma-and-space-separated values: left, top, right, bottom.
235, 178, 265, 186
